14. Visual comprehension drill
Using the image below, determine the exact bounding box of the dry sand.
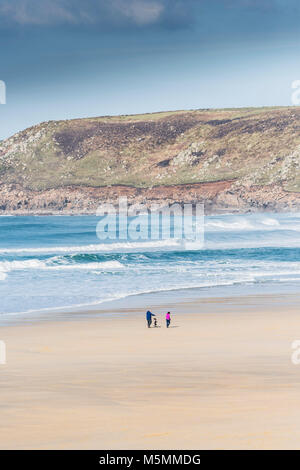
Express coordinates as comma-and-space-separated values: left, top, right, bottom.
1, 294, 300, 450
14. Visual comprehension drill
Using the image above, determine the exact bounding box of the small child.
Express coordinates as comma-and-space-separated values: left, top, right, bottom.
166, 311, 171, 328
154, 317, 158, 328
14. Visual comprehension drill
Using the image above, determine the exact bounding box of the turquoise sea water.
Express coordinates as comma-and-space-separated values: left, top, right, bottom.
0, 212, 299, 319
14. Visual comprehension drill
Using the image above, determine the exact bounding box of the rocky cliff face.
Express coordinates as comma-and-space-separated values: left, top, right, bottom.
0, 107, 299, 214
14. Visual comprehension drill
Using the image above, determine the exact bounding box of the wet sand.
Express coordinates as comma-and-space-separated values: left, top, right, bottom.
1, 294, 300, 449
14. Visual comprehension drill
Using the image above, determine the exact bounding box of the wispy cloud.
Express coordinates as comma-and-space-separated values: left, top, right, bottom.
114, 0, 164, 26
0, 0, 193, 28
224, 0, 299, 10
2, 0, 293, 30
0, 0, 78, 25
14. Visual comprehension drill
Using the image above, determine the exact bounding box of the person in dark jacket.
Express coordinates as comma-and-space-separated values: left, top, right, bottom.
146, 310, 155, 328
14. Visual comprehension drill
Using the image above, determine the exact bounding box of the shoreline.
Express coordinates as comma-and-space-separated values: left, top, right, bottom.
0, 206, 300, 216
1, 280, 300, 326
1, 291, 300, 449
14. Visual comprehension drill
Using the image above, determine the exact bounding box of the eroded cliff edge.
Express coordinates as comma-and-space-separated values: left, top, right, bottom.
0, 107, 299, 214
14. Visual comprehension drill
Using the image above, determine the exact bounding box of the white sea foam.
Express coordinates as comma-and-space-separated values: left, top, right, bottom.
0, 259, 124, 272
204, 238, 300, 250
261, 218, 280, 226
205, 215, 300, 232
0, 214, 300, 254
205, 220, 254, 231
1, 213, 300, 317
2, 235, 300, 254
0, 279, 250, 318
0, 239, 189, 255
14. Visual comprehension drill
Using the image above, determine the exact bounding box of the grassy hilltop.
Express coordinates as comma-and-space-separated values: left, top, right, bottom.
0, 106, 299, 213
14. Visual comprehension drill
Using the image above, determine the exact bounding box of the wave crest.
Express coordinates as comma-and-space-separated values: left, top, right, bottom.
0, 259, 124, 273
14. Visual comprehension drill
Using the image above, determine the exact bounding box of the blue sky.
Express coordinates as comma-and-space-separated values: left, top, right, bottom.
0, 0, 300, 138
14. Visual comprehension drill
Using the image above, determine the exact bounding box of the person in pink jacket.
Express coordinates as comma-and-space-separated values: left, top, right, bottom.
166, 311, 171, 328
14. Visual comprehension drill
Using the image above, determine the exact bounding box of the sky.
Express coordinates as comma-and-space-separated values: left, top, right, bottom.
1, 0, 300, 139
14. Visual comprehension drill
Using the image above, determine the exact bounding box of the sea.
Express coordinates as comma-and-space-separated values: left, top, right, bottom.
0, 212, 299, 321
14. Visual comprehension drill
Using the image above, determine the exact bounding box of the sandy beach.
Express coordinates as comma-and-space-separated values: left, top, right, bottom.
1, 293, 300, 450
